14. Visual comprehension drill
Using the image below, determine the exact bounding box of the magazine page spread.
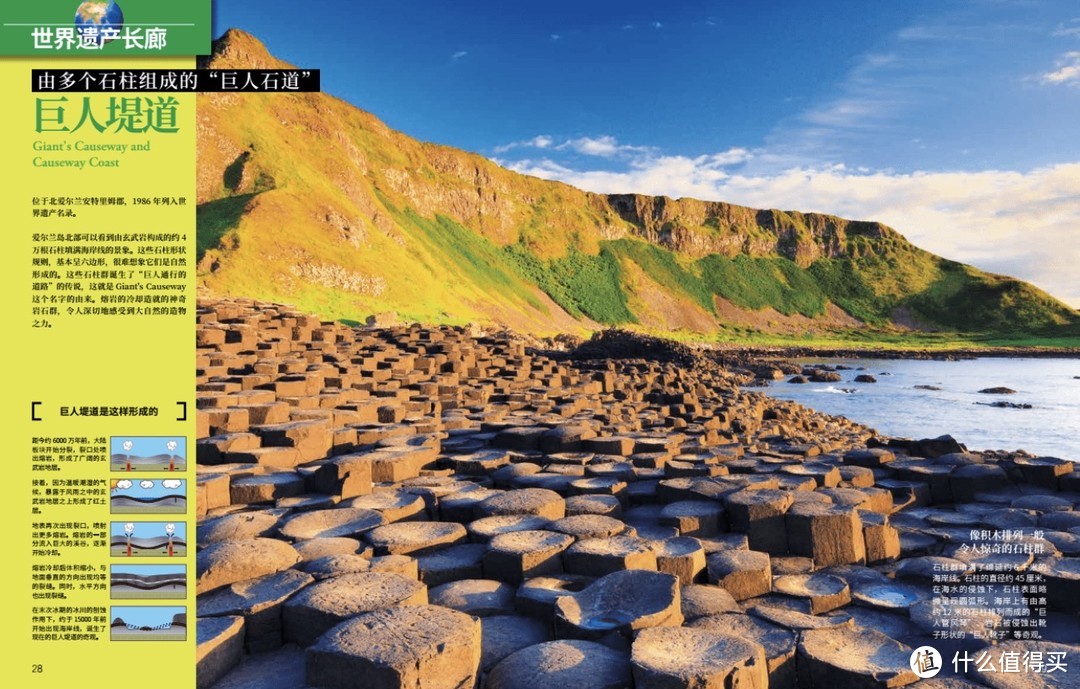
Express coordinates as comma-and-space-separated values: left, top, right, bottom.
2, 2, 1078, 688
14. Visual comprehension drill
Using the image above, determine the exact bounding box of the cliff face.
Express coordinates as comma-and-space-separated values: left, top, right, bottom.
602, 195, 895, 265
195, 30, 1078, 337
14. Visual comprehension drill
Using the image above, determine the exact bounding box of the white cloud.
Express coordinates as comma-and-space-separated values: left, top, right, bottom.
556, 135, 653, 157
652, 21, 663, 29
563, 135, 623, 156
506, 153, 1080, 307
493, 135, 554, 154
495, 134, 656, 158
1052, 20, 1080, 38
801, 97, 892, 129
707, 147, 753, 166
451, 50, 468, 60
1041, 51, 1080, 85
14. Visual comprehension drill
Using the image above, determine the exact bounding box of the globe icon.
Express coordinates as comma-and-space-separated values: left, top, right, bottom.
74, 1, 124, 45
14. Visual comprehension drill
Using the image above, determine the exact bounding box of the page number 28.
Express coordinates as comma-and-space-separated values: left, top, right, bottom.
31, 664, 43, 674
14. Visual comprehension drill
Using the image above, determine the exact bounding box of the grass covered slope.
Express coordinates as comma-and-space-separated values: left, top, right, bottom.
196, 30, 1079, 342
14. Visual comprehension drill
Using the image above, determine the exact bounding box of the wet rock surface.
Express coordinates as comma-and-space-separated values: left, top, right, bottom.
197, 299, 1080, 688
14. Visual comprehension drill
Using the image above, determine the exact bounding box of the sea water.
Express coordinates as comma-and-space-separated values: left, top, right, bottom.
755, 358, 1080, 458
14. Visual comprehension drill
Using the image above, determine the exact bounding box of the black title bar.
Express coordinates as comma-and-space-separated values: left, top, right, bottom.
31, 69, 321, 92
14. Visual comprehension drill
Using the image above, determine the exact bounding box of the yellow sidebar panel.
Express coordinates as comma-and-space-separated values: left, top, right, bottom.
0, 57, 196, 687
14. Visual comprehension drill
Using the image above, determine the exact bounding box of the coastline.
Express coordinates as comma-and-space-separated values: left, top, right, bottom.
714, 344, 1080, 361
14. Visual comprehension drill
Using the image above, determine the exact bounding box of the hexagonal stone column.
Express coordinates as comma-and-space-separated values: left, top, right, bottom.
860, 511, 901, 564
196, 538, 300, 594
689, 613, 797, 688
631, 627, 768, 689
554, 570, 683, 640
196, 616, 245, 689
950, 463, 1011, 503
797, 627, 918, 688
785, 502, 866, 567
278, 507, 385, 541
563, 535, 657, 575
364, 521, 467, 556
706, 550, 771, 601
485, 640, 632, 689
723, 489, 793, 555
429, 579, 516, 617
305, 605, 481, 689
198, 569, 314, 651
484, 529, 574, 584
771, 573, 851, 614
659, 500, 727, 537
283, 572, 427, 646
475, 488, 566, 520
654, 537, 707, 586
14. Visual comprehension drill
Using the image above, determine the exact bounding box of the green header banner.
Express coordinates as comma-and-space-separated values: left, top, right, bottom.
0, 0, 211, 56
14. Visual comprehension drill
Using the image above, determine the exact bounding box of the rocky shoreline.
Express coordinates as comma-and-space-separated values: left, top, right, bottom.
716, 345, 1080, 361
195, 298, 1079, 689
543, 331, 1080, 362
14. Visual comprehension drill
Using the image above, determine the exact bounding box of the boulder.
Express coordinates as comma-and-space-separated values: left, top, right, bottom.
514, 574, 593, 619
415, 543, 488, 586
680, 584, 740, 620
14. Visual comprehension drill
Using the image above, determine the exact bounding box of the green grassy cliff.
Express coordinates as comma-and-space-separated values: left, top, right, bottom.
196, 30, 1079, 343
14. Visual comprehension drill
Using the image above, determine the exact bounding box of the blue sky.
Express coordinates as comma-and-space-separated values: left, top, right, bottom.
111, 564, 186, 577
215, 0, 1080, 306
110, 436, 186, 456
111, 606, 185, 628
110, 521, 186, 539
111, 478, 186, 499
